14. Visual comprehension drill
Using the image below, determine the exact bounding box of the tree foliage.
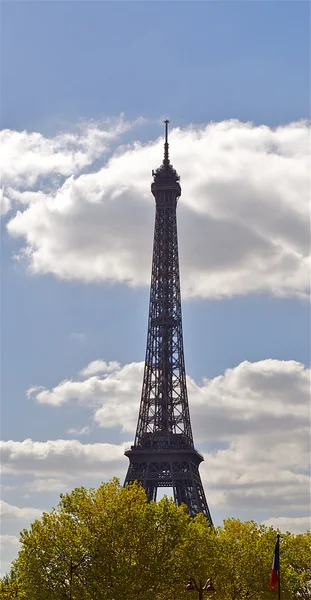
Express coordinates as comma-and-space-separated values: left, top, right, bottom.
0, 566, 20, 599
1, 479, 310, 600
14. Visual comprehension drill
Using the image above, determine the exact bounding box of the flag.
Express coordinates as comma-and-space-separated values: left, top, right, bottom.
270, 535, 280, 590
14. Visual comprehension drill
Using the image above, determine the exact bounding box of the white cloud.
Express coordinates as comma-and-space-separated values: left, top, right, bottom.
28, 358, 310, 440
0, 534, 20, 547
189, 359, 310, 442
262, 516, 310, 534
67, 426, 91, 436
3, 119, 310, 299
0, 188, 11, 216
27, 377, 104, 406
201, 446, 310, 512
0, 439, 127, 480
0, 500, 42, 520
80, 360, 121, 377
27, 362, 143, 420
25, 478, 69, 494
24, 358, 310, 514
0, 116, 132, 190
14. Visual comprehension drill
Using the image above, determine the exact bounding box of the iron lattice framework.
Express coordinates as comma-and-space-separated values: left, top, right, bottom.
124, 121, 212, 521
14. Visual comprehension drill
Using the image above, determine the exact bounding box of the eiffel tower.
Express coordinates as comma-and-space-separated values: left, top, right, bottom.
124, 121, 212, 521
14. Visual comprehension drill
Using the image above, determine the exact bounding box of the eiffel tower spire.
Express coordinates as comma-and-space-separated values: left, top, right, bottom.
124, 122, 212, 520
163, 118, 169, 165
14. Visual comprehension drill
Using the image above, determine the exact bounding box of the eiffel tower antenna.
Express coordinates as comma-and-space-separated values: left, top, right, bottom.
164, 119, 169, 164
124, 121, 212, 520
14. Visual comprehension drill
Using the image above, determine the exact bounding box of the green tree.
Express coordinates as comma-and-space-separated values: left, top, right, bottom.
278, 530, 311, 599
6, 480, 311, 600
0, 566, 22, 599
211, 520, 310, 600
14, 479, 192, 600
212, 518, 277, 600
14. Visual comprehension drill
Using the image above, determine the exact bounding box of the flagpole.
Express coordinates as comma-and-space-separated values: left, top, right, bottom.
277, 534, 281, 600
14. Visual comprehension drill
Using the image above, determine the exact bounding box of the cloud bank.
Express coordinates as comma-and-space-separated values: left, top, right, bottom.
1, 439, 126, 480
18, 358, 311, 516
2, 119, 310, 299
0, 500, 42, 521
262, 516, 310, 534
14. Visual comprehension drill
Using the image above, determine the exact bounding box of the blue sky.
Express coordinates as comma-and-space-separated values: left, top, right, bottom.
1, 0, 310, 575
2, 0, 310, 130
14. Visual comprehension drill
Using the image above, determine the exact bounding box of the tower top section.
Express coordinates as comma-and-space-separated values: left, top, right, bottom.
151, 120, 181, 195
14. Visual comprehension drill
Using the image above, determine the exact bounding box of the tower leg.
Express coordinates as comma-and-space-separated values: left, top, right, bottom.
124, 452, 212, 523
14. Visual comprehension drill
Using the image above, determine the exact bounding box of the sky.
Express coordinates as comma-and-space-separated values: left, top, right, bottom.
1, 0, 310, 576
